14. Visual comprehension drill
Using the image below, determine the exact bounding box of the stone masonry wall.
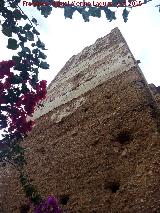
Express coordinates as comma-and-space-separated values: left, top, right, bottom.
34, 27, 137, 120
0, 28, 160, 213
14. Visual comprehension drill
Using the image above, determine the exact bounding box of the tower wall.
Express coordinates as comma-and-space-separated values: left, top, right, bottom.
1, 28, 160, 213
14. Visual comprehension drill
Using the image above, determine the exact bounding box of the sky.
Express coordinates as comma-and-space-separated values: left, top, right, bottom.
0, 0, 160, 86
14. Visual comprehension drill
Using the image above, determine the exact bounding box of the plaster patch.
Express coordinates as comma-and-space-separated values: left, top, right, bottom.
51, 97, 86, 123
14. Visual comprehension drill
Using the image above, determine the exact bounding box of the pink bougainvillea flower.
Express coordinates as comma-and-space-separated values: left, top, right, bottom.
35, 196, 61, 213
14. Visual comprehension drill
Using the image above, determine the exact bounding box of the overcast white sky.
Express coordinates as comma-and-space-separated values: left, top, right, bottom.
0, 0, 160, 86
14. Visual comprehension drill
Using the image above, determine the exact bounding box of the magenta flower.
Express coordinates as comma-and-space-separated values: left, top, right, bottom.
34, 196, 61, 213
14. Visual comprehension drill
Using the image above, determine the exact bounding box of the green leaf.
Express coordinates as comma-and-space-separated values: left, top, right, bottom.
88, 7, 101, 18
22, 47, 31, 54
40, 6, 52, 18
32, 68, 38, 75
26, 53, 34, 61
38, 51, 47, 59
103, 8, 116, 22
20, 71, 30, 81
35, 59, 40, 67
10, 75, 23, 84
13, 9, 22, 20
11, 25, 19, 34
9, 0, 21, 8
12, 144, 24, 154
32, 28, 40, 35
21, 83, 30, 93
12, 56, 21, 64
14, 62, 27, 71
32, 48, 39, 55
2, 21, 14, 37
23, 23, 32, 31
7, 38, 19, 50
5, 88, 21, 105
76, 7, 90, 22
31, 194, 42, 205
36, 39, 45, 49
25, 31, 34, 41
2, 25, 12, 37
122, 8, 129, 23
30, 74, 38, 87
18, 51, 26, 57
5, 9, 14, 21
31, 43, 36, 47
112, 0, 124, 6
13, 155, 26, 167
22, 15, 28, 20
82, 10, 90, 22
39, 61, 49, 69
64, 7, 76, 19
25, 184, 36, 197
32, 18, 38, 25
18, 34, 27, 42
19, 42, 24, 49
19, 26, 25, 34
0, 1, 4, 9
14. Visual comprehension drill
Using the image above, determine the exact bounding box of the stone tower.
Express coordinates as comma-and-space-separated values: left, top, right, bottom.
1, 27, 160, 213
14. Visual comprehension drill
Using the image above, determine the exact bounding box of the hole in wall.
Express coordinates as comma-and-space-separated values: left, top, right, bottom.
20, 204, 30, 213
38, 147, 46, 154
71, 131, 78, 137
115, 131, 132, 145
60, 195, 69, 205
91, 138, 100, 146
110, 182, 120, 193
83, 107, 88, 112
105, 182, 120, 193
105, 94, 112, 99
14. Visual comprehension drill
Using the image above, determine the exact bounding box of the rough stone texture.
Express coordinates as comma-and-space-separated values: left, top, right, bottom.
0, 28, 160, 213
149, 84, 160, 108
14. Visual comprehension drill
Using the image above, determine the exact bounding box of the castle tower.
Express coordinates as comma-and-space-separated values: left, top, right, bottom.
1, 27, 160, 213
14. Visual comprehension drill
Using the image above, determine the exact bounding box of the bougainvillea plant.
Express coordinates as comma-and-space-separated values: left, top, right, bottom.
0, 0, 62, 212
0, 60, 61, 212
0, 59, 46, 161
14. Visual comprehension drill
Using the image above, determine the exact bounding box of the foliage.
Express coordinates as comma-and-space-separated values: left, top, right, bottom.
0, 0, 49, 87
20, 173, 42, 205
122, 8, 129, 23
0, 0, 51, 210
0, 60, 48, 211
30, 0, 158, 23
0, 60, 47, 138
